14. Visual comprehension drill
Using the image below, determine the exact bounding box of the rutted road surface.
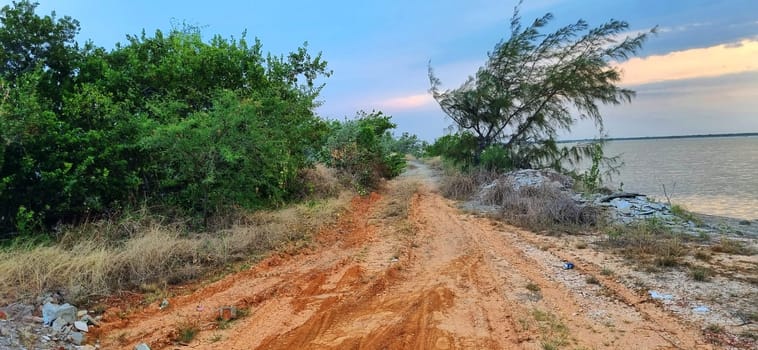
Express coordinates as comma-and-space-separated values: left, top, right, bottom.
99, 161, 711, 349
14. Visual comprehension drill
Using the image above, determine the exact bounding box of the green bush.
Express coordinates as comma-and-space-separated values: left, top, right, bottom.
479, 145, 512, 172
383, 132, 426, 157
0, 1, 332, 236
322, 111, 406, 192
424, 132, 478, 170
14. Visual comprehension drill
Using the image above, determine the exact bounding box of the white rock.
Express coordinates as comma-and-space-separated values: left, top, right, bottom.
74, 320, 89, 332
75, 345, 96, 350
52, 317, 68, 332
135, 343, 151, 350
69, 331, 85, 345
56, 303, 78, 324
42, 302, 60, 325
76, 310, 88, 318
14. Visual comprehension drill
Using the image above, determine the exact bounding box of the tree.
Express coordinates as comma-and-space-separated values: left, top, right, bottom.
429, 4, 653, 169
322, 111, 406, 192
0, 1, 333, 235
0, 0, 80, 107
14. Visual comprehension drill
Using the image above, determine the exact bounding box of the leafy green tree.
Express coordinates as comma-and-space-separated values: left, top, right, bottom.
424, 132, 478, 169
429, 5, 653, 169
383, 132, 425, 158
323, 111, 405, 192
0, 0, 80, 107
143, 91, 309, 219
0, 1, 333, 236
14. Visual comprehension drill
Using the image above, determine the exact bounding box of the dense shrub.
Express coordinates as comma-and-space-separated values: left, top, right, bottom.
322, 111, 406, 192
479, 145, 512, 172
424, 132, 478, 169
384, 132, 426, 158
0, 1, 331, 236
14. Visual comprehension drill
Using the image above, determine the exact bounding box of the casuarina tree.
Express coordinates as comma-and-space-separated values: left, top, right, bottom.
429, 4, 654, 169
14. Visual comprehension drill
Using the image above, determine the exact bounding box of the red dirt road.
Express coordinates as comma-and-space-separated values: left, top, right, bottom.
97, 166, 712, 349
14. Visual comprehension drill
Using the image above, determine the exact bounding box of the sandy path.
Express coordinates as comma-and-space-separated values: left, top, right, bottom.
97, 161, 712, 349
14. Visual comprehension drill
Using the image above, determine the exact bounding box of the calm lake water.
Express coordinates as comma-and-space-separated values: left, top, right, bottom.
592, 136, 758, 220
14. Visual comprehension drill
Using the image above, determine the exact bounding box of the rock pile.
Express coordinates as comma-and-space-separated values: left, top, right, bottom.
594, 193, 676, 224
471, 168, 707, 234
501, 169, 574, 190
0, 294, 102, 350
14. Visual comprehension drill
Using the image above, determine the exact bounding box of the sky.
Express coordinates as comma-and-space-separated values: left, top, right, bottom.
5, 0, 758, 140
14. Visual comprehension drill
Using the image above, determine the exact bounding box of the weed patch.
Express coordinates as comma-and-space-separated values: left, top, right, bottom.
711, 238, 755, 256
601, 219, 688, 269
532, 309, 570, 350
690, 266, 712, 282
525, 282, 541, 292
175, 319, 200, 344
670, 204, 703, 226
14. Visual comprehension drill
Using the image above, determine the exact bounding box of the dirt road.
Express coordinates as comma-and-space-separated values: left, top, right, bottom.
98, 161, 712, 349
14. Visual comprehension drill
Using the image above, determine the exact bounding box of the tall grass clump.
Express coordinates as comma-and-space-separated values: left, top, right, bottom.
602, 219, 689, 268
0, 192, 351, 305
489, 184, 598, 231
439, 169, 499, 200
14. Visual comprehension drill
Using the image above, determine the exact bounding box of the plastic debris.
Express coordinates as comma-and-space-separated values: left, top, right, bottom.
562, 262, 574, 270
692, 305, 710, 313
648, 290, 674, 300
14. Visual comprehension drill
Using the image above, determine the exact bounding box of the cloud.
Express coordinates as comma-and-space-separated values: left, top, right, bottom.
379, 93, 435, 110
617, 38, 758, 86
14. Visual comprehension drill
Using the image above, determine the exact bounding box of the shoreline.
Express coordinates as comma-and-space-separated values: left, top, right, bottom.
697, 212, 758, 238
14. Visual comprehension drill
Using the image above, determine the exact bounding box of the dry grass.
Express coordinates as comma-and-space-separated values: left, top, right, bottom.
493, 185, 598, 231
602, 219, 689, 268
439, 169, 499, 200
423, 156, 444, 171
440, 168, 597, 232
0, 192, 351, 305
296, 164, 342, 200
711, 237, 756, 256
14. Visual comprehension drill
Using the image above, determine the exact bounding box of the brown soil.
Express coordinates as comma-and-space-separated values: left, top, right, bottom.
95, 167, 714, 349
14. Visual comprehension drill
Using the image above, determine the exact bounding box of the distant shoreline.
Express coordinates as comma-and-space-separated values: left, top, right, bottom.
558, 132, 758, 143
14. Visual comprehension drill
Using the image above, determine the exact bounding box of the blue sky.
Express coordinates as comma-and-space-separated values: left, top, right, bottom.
7, 0, 758, 140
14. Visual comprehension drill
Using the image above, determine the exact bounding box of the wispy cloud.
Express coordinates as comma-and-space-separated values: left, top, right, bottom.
617, 38, 758, 86
657, 21, 712, 34
379, 93, 435, 110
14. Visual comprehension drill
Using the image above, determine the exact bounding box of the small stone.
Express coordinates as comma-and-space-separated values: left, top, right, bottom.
135, 343, 151, 350
75, 345, 96, 350
56, 303, 78, 325
42, 302, 60, 325
159, 299, 169, 310
218, 306, 237, 321
52, 317, 68, 332
76, 310, 88, 318
74, 320, 89, 332
69, 331, 85, 345
81, 315, 100, 326
0, 311, 6, 320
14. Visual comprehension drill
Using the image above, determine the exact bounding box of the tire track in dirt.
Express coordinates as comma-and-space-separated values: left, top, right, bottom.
97, 162, 712, 349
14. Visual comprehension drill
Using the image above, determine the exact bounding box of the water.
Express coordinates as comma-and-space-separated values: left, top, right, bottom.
594, 136, 758, 220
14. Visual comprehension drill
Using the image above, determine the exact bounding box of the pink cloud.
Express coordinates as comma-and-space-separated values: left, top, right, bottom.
618, 39, 758, 86
380, 93, 435, 110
